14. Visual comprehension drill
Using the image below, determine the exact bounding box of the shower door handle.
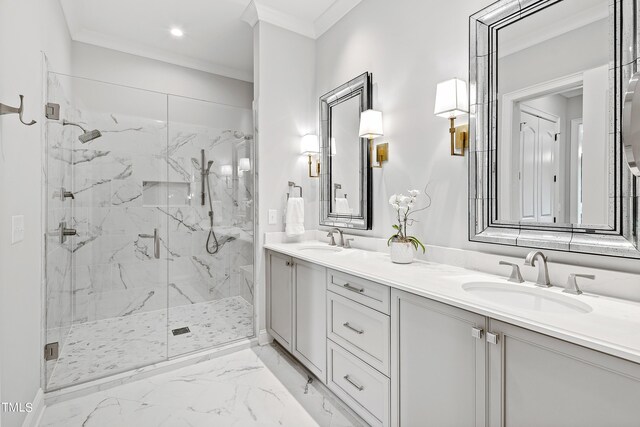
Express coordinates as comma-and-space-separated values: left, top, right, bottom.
138, 228, 160, 259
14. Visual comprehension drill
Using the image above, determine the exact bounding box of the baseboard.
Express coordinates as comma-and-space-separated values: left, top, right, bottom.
21, 388, 45, 427
258, 329, 273, 346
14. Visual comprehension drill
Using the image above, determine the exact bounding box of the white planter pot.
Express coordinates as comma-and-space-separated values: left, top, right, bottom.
390, 241, 414, 264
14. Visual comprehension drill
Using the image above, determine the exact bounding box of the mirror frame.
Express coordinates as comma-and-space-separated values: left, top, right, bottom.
469, 0, 640, 258
319, 72, 373, 230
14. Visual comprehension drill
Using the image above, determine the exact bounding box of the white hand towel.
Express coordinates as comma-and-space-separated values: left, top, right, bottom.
334, 198, 351, 214
285, 197, 305, 237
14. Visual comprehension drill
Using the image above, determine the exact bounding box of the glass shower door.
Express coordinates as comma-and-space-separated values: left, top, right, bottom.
44, 73, 170, 391
166, 95, 255, 358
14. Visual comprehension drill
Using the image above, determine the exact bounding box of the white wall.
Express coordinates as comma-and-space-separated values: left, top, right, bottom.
254, 21, 316, 334
0, 0, 72, 425
70, 42, 253, 108
313, 0, 640, 290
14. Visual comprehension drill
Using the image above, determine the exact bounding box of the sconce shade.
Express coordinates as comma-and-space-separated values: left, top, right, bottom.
301, 134, 319, 154
238, 158, 251, 171
330, 137, 337, 156
434, 78, 469, 118
358, 110, 384, 139
220, 165, 233, 176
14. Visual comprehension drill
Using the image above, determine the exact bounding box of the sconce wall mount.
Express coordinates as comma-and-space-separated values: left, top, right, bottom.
435, 78, 469, 157
359, 109, 388, 168
301, 134, 320, 178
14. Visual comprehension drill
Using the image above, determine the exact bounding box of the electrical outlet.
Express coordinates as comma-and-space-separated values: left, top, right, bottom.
268, 209, 278, 225
12, 215, 24, 244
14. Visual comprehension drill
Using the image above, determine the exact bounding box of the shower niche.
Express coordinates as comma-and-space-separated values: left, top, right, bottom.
142, 181, 191, 207
43, 73, 255, 391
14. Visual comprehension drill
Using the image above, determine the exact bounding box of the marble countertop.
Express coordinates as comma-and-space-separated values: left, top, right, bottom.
265, 241, 640, 365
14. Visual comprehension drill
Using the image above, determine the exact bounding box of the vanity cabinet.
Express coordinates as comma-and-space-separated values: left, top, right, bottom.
487, 320, 640, 427
266, 251, 326, 381
391, 289, 487, 427
266, 251, 293, 351
293, 259, 326, 380
266, 249, 640, 427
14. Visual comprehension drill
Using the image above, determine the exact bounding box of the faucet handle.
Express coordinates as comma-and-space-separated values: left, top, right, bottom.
326, 231, 336, 246
499, 261, 524, 283
344, 238, 354, 249
564, 274, 595, 295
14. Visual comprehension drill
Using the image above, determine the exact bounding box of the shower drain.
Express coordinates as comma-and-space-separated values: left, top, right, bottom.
172, 327, 191, 336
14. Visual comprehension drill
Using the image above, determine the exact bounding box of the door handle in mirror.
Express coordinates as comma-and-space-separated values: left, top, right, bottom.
623, 72, 640, 176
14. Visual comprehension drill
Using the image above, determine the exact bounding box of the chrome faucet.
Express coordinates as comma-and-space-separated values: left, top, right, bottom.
564, 274, 595, 295
327, 228, 344, 247
499, 261, 524, 283
524, 251, 551, 288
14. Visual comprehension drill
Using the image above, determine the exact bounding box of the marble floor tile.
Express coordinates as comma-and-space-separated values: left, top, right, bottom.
47, 296, 254, 390
41, 345, 364, 427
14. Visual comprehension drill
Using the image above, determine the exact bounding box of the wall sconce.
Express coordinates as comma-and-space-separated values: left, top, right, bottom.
301, 134, 320, 178
434, 78, 469, 156
220, 164, 233, 188
359, 109, 388, 168
238, 158, 251, 172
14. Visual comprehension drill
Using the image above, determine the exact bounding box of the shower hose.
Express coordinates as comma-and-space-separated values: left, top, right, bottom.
205, 173, 220, 255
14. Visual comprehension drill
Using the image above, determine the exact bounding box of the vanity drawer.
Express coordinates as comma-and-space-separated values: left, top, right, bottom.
327, 291, 390, 376
327, 269, 390, 314
327, 340, 390, 427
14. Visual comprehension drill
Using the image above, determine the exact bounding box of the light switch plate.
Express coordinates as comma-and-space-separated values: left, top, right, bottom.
268, 209, 278, 225
12, 215, 24, 244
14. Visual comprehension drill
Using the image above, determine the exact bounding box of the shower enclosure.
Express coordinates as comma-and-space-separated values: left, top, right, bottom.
44, 73, 255, 391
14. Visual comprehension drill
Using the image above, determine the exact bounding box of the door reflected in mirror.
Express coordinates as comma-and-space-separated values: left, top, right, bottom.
496, 0, 609, 227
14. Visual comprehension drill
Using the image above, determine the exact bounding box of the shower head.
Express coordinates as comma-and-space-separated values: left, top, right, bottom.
205, 160, 214, 174
62, 119, 102, 144
79, 129, 102, 143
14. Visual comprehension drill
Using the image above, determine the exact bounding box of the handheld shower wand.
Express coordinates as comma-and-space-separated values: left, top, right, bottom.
201, 150, 219, 255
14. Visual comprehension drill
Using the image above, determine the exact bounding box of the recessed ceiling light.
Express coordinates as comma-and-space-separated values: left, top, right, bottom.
170, 27, 184, 37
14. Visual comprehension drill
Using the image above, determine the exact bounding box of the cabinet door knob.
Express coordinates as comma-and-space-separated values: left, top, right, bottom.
487, 332, 499, 345
472, 327, 484, 340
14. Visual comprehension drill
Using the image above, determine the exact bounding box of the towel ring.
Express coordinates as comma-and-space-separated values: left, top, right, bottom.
287, 181, 302, 199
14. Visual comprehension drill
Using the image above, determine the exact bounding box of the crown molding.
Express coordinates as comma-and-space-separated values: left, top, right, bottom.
314, 0, 361, 38
241, 0, 362, 39
73, 29, 253, 82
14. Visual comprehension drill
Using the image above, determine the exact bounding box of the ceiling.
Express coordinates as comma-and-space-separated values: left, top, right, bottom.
59, 0, 361, 83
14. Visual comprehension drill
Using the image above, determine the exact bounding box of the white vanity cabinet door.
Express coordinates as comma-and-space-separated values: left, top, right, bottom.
293, 259, 327, 382
266, 251, 293, 351
391, 289, 487, 427
488, 320, 640, 427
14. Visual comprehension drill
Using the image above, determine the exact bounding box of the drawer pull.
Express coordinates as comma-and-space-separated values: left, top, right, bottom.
343, 322, 364, 335
342, 283, 365, 293
343, 375, 364, 391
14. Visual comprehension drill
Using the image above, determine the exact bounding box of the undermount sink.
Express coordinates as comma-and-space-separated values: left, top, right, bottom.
462, 282, 592, 314
298, 245, 343, 253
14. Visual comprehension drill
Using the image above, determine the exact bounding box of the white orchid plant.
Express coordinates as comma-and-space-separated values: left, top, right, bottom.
388, 190, 426, 253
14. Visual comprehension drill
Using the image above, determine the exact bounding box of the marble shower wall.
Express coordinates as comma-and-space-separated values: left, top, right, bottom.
57, 77, 255, 328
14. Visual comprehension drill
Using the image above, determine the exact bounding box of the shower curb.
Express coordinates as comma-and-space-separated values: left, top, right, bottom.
43, 337, 257, 406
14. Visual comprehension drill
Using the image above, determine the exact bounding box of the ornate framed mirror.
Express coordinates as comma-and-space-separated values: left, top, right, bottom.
469, 0, 640, 258
319, 72, 373, 230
